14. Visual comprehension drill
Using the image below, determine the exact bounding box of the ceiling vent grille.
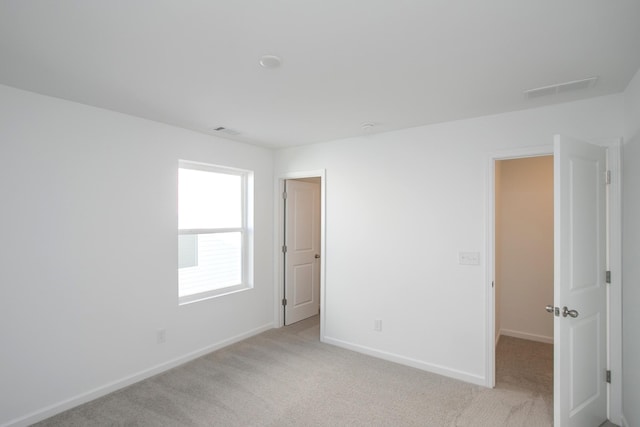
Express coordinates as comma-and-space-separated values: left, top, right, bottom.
212, 126, 240, 136
524, 76, 598, 99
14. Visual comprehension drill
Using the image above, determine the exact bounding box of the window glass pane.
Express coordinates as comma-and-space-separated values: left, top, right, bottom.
178, 168, 241, 229
178, 232, 242, 297
178, 234, 198, 268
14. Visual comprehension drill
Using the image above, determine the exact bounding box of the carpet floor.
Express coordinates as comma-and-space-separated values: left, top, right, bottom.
32, 316, 608, 426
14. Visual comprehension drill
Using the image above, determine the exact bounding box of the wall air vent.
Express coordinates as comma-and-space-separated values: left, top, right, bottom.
524, 76, 598, 99
212, 126, 240, 136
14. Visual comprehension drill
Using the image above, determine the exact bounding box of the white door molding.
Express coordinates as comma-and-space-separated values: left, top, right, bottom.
603, 139, 623, 425
274, 170, 326, 340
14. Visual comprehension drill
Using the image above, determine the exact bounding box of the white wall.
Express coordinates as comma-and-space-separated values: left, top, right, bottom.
622, 68, 640, 427
0, 85, 274, 426
496, 156, 554, 343
275, 94, 624, 385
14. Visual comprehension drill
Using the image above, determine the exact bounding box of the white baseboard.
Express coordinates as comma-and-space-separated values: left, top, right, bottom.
495, 331, 501, 347
500, 329, 553, 344
3, 323, 274, 427
323, 336, 485, 387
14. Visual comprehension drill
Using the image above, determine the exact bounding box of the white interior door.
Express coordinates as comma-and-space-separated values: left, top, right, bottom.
554, 135, 607, 426
284, 179, 321, 325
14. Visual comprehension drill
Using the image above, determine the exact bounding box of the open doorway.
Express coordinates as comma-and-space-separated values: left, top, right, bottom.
488, 138, 620, 425
494, 155, 554, 415
283, 177, 321, 325
277, 170, 326, 337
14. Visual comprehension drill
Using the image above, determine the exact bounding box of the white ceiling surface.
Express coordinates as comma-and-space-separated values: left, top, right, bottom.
1, 1, 639, 148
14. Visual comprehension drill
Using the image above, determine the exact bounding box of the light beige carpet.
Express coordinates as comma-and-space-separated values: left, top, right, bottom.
32, 316, 610, 426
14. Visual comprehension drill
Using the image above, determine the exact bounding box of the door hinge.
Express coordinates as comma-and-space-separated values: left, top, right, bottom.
606, 270, 611, 284
606, 370, 611, 383
282, 245, 287, 253
282, 298, 287, 306
605, 170, 611, 185
282, 191, 287, 199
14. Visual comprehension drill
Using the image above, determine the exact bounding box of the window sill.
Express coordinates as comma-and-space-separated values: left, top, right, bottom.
178, 284, 252, 306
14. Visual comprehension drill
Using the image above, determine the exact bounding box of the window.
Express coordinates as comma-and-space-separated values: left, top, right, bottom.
178, 160, 253, 304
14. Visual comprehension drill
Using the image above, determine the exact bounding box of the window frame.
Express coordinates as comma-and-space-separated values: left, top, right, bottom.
178, 160, 253, 305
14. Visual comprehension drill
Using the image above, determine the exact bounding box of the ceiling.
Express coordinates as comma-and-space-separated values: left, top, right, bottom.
1, 1, 639, 148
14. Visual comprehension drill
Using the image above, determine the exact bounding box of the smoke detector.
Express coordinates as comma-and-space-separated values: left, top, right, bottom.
524, 76, 598, 99
259, 55, 282, 69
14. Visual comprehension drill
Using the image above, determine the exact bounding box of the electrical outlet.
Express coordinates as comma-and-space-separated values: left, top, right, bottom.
157, 329, 166, 344
374, 319, 382, 332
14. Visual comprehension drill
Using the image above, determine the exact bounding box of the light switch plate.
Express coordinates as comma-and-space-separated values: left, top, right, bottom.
458, 252, 480, 265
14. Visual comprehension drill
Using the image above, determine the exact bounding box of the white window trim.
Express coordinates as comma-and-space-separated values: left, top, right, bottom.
178, 160, 254, 305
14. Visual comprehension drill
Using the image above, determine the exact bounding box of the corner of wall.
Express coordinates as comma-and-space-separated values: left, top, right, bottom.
624, 67, 640, 142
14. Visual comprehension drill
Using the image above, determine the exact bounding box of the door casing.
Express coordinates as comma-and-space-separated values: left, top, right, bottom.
275, 170, 326, 339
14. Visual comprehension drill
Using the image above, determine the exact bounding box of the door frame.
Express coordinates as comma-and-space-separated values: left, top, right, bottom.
485, 145, 553, 388
484, 141, 622, 424
603, 138, 622, 424
275, 170, 326, 338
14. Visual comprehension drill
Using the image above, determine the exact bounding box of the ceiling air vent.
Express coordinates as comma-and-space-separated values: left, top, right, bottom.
524, 76, 598, 99
212, 126, 240, 136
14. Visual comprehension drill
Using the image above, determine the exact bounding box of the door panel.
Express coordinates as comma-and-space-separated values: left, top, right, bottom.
293, 264, 313, 304
554, 135, 607, 427
294, 189, 314, 250
284, 179, 321, 325
570, 314, 600, 410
